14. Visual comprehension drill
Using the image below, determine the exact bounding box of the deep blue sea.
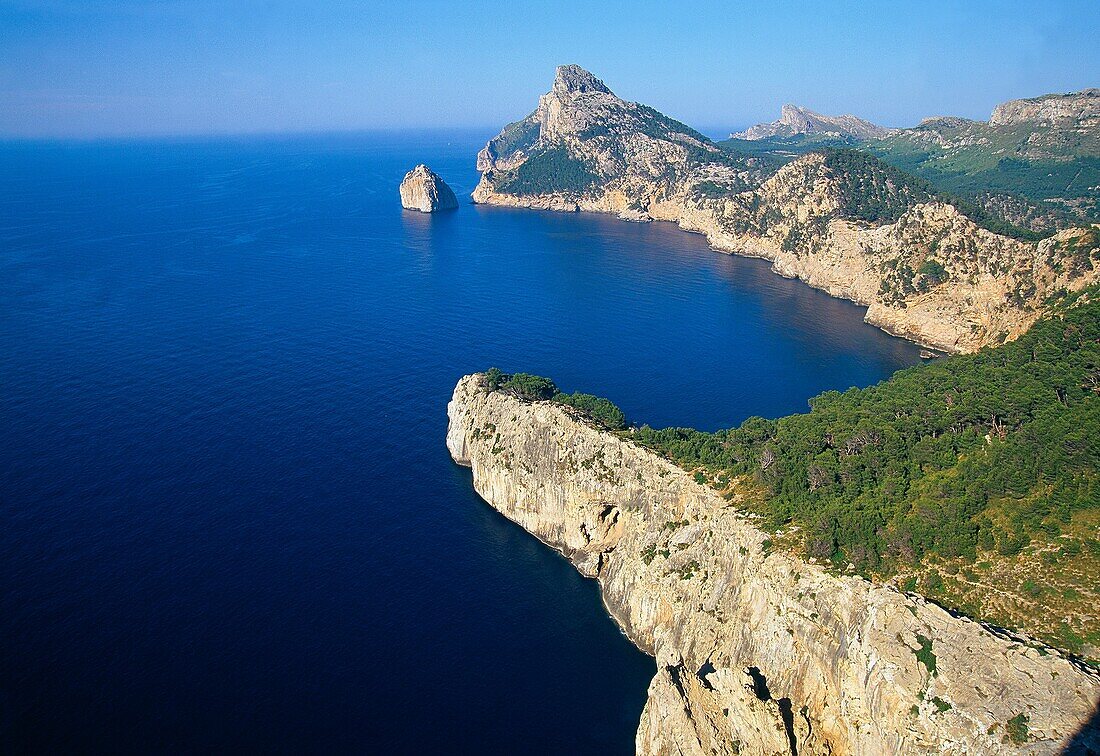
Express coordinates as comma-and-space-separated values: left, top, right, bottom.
0, 131, 921, 753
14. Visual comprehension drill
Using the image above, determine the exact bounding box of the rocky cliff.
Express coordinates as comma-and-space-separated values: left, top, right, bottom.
399, 164, 458, 212
990, 89, 1100, 128
447, 373, 1100, 755
472, 66, 1100, 353
732, 104, 894, 141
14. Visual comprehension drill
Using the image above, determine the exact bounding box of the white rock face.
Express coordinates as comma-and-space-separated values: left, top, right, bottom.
989, 89, 1099, 127
732, 104, 895, 141
399, 164, 458, 212
447, 374, 1100, 755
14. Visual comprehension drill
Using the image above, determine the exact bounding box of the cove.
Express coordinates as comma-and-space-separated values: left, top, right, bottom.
0, 131, 919, 753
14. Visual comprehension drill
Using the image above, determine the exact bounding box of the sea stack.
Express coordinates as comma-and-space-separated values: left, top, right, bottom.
399, 164, 458, 212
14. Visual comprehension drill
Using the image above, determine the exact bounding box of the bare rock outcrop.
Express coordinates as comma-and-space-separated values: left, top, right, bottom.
732, 104, 895, 141
447, 373, 1100, 755
399, 164, 458, 212
989, 89, 1100, 128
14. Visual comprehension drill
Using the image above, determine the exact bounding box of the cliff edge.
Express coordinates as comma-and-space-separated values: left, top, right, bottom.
447, 373, 1100, 755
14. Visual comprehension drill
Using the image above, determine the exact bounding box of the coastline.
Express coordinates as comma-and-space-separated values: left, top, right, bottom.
472, 196, 948, 354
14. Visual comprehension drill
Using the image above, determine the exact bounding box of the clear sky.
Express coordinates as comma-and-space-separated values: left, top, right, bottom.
2, 0, 1098, 138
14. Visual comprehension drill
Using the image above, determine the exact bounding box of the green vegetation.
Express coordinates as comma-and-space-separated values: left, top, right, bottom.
916, 259, 949, 291
692, 180, 737, 198
858, 113, 1100, 224
486, 117, 541, 161
494, 145, 601, 196
484, 289, 1100, 655
720, 138, 1065, 238
914, 634, 937, 677
820, 148, 935, 223
720, 133, 860, 157
820, 149, 1044, 239
634, 104, 712, 144
722, 133, 879, 171
917, 259, 947, 283
1053, 227, 1100, 280
485, 366, 506, 391
866, 133, 1100, 219
577, 104, 712, 144
552, 391, 627, 430
633, 289, 1099, 576
497, 372, 558, 401
483, 369, 628, 430
1005, 712, 1030, 744
675, 560, 701, 580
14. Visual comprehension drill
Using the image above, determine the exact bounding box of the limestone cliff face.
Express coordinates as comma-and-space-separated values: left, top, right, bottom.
399, 164, 458, 212
447, 373, 1100, 755
732, 104, 894, 141
989, 89, 1099, 128
472, 67, 1100, 353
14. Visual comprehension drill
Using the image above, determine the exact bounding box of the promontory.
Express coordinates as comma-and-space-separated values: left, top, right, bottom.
447, 370, 1100, 754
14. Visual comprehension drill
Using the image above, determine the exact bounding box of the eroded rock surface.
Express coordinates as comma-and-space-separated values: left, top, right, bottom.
399, 164, 458, 212
990, 89, 1100, 128
447, 373, 1100, 755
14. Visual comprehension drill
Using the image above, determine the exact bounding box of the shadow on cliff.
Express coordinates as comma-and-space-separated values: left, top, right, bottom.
1063, 699, 1099, 755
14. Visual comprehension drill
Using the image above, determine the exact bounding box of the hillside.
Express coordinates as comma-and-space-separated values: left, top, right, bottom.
866, 101, 1100, 228
473, 66, 1100, 353
724, 90, 1100, 233
480, 287, 1100, 660
632, 288, 1100, 658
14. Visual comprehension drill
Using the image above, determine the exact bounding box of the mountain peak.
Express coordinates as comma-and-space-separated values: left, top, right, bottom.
553, 65, 612, 96
733, 104, 892, 141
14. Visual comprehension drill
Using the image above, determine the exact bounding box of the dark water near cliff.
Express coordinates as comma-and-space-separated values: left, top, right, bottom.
0, 131, 920, 753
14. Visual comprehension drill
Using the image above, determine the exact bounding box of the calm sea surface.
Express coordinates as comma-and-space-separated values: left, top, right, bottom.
0, 131, 920, 753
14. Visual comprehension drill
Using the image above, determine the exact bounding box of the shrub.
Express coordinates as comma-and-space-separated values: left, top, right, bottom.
485, 367, 505, 391
552, 391, 627, 430
918, 259, 948, 286
914, 634, 937, 677
501, 373, 558, 401
632, 290, 1100, 576
1006, 713, 1029, 744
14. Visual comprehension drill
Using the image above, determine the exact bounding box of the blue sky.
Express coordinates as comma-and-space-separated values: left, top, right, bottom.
2, 0, 1098, 138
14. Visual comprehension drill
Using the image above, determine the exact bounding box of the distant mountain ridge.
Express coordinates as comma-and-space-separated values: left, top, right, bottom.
731, 103, 894, 141
473, 65, 1100, 353
731, 88, 1100, 231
